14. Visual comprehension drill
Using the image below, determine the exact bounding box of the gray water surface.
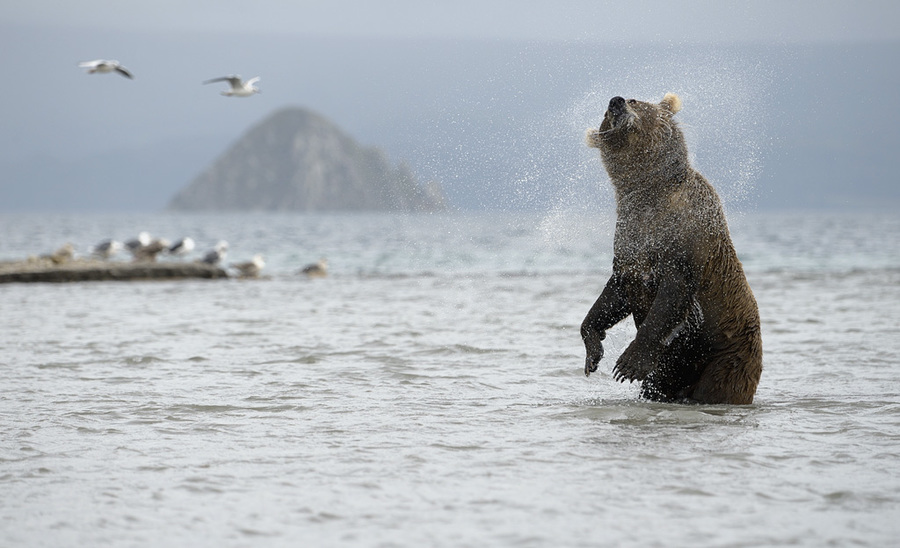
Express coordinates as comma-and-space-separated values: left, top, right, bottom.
1, 212, 898, 547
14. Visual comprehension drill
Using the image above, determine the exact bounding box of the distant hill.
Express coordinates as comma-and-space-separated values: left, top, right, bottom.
167, 107, 446, 212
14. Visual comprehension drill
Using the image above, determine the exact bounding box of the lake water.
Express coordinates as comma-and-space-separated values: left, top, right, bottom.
1, 210, 899, 547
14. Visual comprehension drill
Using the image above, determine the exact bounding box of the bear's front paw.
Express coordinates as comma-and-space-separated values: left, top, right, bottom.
584, 349, 603, 377
583, 329, 605, 377
613, 343, 657, 383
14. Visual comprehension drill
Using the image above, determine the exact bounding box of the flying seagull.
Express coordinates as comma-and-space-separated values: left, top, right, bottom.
78, 59, 133, 79
202, 75, 260, 97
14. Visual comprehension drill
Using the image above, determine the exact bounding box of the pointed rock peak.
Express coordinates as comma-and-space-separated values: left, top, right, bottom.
168, 106, 446, 212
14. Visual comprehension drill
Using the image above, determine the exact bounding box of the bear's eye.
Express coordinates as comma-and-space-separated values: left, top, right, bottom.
627, 99, 637, 104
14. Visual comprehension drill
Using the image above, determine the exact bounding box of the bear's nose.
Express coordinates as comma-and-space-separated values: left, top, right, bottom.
608, 96, 626, 114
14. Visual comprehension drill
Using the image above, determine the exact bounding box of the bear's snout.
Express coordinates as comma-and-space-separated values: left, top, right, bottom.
608, 96, 627, 115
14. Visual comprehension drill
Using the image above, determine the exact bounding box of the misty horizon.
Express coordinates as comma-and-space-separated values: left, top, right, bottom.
1, 3, 898, 212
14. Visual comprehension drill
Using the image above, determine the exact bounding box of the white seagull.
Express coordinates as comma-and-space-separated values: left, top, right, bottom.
201, 240, 229, 265
230, 255, 265, 278
300, 258, 328, 278
168, 237, 196, 256
90, 239, 123, 259
202, 75, 260, 97
125, 232, 152, 256
132, 237, 170, 263
78, 59, 134, 79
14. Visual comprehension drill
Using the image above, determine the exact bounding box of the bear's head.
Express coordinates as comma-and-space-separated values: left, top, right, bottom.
586, 93, 688, 186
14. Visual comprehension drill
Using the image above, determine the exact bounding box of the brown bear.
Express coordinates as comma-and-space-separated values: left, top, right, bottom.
581, 93, 762, 404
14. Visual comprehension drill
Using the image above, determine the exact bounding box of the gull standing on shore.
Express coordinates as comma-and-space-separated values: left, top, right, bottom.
201, 241, 229, 265
202, 75, 260, 97
125, 232, 151, 256
133, 237, 170, 263
78, 59, 134, 79
91, 239, 123, 259
168, 237, 195, 257
231, 255, 265, 278
300, 259, 328, 278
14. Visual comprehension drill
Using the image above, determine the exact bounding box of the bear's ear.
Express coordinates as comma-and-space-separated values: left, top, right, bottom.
660, 93, 682, 114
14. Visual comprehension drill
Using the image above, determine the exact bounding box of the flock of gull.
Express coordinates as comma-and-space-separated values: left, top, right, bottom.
88, 233, 263, 277
78, 58, 261, 96
81, 233, 327, 279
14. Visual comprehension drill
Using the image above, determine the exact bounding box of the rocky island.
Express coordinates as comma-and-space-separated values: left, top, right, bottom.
168, 107, 446, 212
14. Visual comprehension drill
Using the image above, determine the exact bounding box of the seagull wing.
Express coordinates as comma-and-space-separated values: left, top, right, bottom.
78, 59, 103, 68
203, 76, 242, 88
246, 76, 260, 86
114, 66, 134, 79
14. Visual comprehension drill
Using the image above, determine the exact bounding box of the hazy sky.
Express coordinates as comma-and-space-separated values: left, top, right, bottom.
4, 0, 899, 43
2, 0, 898, 210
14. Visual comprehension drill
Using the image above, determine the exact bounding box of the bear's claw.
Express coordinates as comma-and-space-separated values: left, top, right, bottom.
612, 344, 657, 382
582, 329, 605, 377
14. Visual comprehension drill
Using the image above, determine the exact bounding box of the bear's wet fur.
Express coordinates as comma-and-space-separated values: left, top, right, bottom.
581, 93, 762, 404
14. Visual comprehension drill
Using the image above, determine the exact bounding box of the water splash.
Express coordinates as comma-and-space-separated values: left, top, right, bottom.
522, 45, 777, 245
570, 46, 776, 212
